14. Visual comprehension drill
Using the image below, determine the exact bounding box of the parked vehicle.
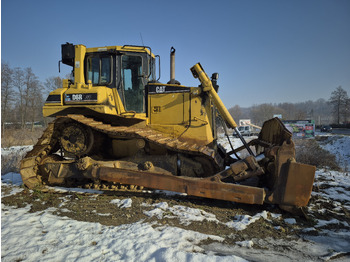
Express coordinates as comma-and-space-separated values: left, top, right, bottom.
321, 125, 332, 133
237, 125, 260, 136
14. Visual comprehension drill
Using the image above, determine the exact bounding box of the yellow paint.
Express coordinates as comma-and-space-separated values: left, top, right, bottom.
74, 45, 86, 89
191, 63, 238, 128
44, 44, 238, 146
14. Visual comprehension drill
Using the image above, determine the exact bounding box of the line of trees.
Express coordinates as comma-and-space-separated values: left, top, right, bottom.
2, 60, 349, 131
229, 86, 350, 127
1, 61, 62, 131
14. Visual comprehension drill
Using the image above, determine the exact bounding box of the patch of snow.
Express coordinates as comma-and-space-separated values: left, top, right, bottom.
110, 198, 132, 208
60, 208, 72, 213
302, 227, 316, 233
144, 203, 282, 234
1, 172, 23, 186
143, 202, 220, 226
284, 218, 297, 224
47, 186, 104, 195
305, 229, 350, 253
315, 218, 348, 228
1, 204, 244, 262
166, 205, 219, 226
1, 173, 24, 197
313, 170, 350, 203
1, 145, 33, 157
236, 240, 254, 248
154, 190, 187, 197
270, 213, 282, 219
153, 202, 169, 209
319, 135, 350, 169
225, 211, 268, 230
1, 185, 24, 197
144, 208, 165, 219
321, 251, 350, 261
218, 135, 244, 152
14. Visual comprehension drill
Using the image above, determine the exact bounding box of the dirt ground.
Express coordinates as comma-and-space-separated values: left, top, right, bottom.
2, 184, 347, 246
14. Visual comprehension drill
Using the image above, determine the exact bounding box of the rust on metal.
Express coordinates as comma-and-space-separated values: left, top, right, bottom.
274, 160, 316, 207
96, 167, 266, 204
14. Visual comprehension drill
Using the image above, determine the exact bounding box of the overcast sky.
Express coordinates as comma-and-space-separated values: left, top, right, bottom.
2, 0, 350, 108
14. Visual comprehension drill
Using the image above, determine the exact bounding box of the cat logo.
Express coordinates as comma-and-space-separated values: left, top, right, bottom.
155, 86, 166, 93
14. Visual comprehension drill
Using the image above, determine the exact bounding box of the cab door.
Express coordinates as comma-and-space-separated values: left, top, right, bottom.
117, 53, 149, 113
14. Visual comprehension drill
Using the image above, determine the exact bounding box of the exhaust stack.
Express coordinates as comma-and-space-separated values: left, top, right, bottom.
168, 47, 180, 85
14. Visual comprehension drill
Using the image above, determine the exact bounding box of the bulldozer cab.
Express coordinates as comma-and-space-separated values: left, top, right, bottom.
56, 43, 157, 117
84, 47, 156, 114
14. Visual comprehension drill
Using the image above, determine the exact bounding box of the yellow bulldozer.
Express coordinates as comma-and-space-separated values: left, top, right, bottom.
20, 43, 316, 213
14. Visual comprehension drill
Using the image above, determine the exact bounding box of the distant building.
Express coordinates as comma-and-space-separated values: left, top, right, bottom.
239, 119, 251, 126
273, 114, 282, 119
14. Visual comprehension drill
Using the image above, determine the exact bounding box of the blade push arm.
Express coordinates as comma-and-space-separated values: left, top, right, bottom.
191, 63, 237, 129
190, 63, 254, 156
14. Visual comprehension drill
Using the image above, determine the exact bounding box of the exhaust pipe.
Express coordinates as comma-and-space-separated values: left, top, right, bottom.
168, 47, 180, 85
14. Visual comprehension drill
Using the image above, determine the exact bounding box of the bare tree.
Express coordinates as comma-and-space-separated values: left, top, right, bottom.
277, 103, 295, 120
250, 103, 283, 126
228, 105, 242, 123
1, 62, 15, 131
228, 98, 333, 126
23, 67, 43, 130
22, 68, 33, 128
329, 86, 348, 124
12, 67, 43, 129
12, 67, 25, 126
44, 76, 62, 97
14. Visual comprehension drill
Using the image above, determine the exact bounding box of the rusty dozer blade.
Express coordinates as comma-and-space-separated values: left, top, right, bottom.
38, 155, 267, 205
255, 118, 316, 209
97, 166, 266, 204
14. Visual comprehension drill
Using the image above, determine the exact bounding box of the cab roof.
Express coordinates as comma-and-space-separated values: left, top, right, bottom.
85, 45, 155, 58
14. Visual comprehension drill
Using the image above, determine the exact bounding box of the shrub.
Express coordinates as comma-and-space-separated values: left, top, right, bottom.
1, 146, 32, 174
294, 139, 341, 171
1, 127, 42, 174
1, 127, 44, 148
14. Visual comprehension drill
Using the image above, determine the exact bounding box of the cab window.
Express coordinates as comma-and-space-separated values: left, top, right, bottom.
86, 55, 112, 85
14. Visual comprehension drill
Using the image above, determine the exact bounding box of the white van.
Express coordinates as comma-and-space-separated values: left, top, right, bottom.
237, 126, 260, 136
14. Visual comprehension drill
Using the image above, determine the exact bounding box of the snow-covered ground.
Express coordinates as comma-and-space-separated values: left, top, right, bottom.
318, 135, 350, 170
2, 134, 350, 261
1, 197, 243, 262
1, 145, 33, 157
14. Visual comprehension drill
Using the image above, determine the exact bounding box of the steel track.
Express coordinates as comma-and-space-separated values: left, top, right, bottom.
20, 114, 223, 188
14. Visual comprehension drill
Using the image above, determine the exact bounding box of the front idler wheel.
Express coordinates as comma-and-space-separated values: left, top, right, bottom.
59, 123, 94, 157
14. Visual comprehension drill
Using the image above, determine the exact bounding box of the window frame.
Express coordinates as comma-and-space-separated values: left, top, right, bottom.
85, 53, 113, 86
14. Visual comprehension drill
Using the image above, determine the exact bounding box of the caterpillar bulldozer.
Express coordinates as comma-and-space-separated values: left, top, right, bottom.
20, 43, 316, 213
